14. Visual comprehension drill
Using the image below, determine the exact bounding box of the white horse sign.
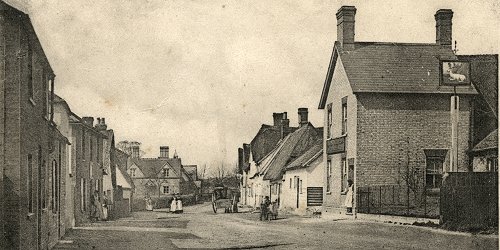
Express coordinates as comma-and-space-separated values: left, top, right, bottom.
440, 60, 471, 86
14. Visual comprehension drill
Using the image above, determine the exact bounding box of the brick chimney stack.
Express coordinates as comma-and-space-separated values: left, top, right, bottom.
280, 112, 290, 139
273, 113, 285, 127
336, 6, 357, 51
435, 9, 453, 48
82, 116, 94, 127
95, 117, 108, 131
298, 108, 308, 127
131, 145, 140, 158
159, 146, 170, 158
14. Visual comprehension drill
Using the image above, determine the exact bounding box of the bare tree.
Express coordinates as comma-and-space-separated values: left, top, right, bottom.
210, 162, 237, 186
397, 137, 424, 205
198, 164, 207, 180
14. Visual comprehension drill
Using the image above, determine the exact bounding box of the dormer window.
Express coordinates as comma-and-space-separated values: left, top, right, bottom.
130, 168, 136, 177
162, 168, 170, 177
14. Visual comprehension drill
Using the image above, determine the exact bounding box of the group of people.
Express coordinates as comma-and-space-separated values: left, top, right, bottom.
259, 196, 278, 221
257, 179, 354, 221
91, 190, 109, 222
144, 194, 183, 213
170, 196, 183, 213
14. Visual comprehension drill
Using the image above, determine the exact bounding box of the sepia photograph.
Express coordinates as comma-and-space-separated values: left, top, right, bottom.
0, 0, 498, 249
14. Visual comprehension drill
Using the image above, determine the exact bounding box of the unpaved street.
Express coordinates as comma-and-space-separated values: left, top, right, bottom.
54, 203, 498, 249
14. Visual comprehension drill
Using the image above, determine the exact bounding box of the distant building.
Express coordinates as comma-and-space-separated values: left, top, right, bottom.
0, 1, 67, 249
318, 6, 481, 216
127, 145, 198, 210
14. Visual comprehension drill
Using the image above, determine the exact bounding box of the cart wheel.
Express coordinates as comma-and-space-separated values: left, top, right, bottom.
212, 194, 217, 213
231, 195, 237, 213
212, 202, 217, 213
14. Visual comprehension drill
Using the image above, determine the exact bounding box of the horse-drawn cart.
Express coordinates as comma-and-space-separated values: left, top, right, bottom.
211, 186, 238, 213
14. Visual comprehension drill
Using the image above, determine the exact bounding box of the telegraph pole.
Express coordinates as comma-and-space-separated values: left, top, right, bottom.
450, 86, 459, 172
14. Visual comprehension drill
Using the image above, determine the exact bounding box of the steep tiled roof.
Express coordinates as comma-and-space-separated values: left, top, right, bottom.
285, 140, 322, 171
341, 42, 477, 94
472, 129, 498, 152
263, 123, 322, 181
319, 41, 478, 108
250, 124, 297, 163
131, 158, 182, 178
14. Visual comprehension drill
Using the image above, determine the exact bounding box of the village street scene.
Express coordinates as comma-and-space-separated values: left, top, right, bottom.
0, 0, 499, 249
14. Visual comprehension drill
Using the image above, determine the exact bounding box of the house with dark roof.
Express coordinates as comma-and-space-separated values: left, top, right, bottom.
243, 108, 322, 209
318, 6, 480, 217
281, 140, 323, 213
127, 145, 199, 210
238, 111, 297, 207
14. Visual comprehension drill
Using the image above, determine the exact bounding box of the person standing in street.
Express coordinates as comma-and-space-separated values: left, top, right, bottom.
176, 195, 183, 214
342, 179, 354, 215
170, 196, 177, 213
91, 190, 102, 222
260, 196, 271, 221
102, 191, 109, 220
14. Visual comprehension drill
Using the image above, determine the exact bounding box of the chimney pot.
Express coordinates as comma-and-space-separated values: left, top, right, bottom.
160, 146, 170, 158
298, 108, 309, 127
82, 116, 94, 127
131, 145, 140, 158
435, 9, 453, 47
101, 118, 106, 124
336, 6, 357, 51
273, 112, 285, 127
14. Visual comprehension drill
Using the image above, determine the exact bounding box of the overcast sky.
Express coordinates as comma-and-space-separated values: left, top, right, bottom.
5, 0, 499, 170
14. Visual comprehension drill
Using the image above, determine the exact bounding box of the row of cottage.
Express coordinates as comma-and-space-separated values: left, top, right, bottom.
238, 6, 498, 217
0, 2, 200, 249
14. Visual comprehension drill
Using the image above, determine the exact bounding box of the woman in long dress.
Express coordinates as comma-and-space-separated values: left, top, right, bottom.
342, 179, 354, 214
176, 197, 183, 214
145, 195, 153, 211
102, 192, 109, 220
170, 197, 177, 213
91, 191, 102, 222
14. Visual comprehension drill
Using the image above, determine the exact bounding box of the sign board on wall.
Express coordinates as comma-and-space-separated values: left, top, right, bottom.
440, 60, 471, 86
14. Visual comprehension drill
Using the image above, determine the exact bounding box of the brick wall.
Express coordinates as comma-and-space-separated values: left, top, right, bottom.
1, 4, 63, 249
356, 93, 472, 187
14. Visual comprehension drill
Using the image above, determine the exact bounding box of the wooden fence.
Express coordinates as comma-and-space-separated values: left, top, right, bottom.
440, 172, 498, 228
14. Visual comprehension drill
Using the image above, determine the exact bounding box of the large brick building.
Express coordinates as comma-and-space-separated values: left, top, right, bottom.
318, 6, 478, 216
0, 1, 69, 248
